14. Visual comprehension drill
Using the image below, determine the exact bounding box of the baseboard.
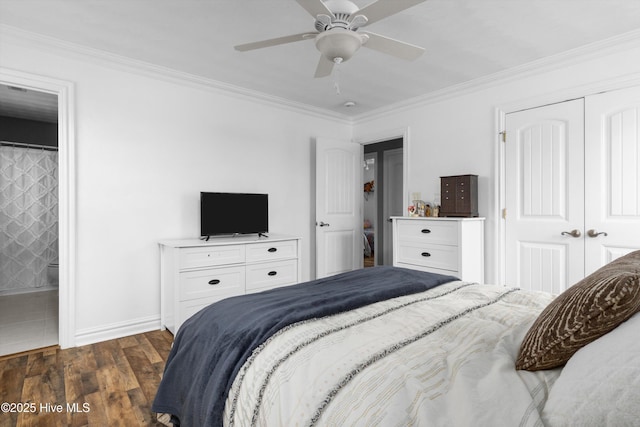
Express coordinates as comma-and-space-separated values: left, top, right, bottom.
74, 315, 161, 347
0, 286, 58, 296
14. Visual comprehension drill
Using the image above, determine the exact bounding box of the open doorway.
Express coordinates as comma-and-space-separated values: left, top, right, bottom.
0, 84, 59, 356
363, 138, 403, 267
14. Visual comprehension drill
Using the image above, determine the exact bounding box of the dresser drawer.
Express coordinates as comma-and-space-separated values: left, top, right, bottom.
246, 239, 298, 262
395, 263, 457, 277
179, 265, 245, 301
396, 242, 458, 271
179, 245, 245, 269
246, 259, 298, 292
395, 220, 458, 245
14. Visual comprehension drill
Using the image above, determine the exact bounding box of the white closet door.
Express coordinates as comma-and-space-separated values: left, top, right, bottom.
505, 99, 585, 293
585, 86, 640, 275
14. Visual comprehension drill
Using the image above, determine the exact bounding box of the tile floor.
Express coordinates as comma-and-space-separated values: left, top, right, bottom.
0, 289, 58, 356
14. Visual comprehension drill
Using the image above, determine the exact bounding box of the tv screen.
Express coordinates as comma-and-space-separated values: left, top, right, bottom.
200, 192, 268, 237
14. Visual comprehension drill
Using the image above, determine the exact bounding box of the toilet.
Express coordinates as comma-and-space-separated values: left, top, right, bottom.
47, 263, 59, 287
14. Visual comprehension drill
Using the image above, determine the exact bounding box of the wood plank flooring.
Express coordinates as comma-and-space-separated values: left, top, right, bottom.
0, 329, 174, 427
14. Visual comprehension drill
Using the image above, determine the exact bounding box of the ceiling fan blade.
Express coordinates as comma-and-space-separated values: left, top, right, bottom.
356, 0, 426, 26
361, 31, 425, 60
295, 0, 335, 19
314, 55, 335, 78
235, 32, 316, 52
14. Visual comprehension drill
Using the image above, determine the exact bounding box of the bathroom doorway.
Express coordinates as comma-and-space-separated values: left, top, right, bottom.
0, 84, 59, 356
363, 138, 404, 267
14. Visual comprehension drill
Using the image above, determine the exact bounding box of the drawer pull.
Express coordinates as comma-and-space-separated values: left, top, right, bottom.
421, 229, 431, 234
268, 271, 278, 276
421, 252, 431, 257
208, 279, 221, 285
268, 247, 277, 253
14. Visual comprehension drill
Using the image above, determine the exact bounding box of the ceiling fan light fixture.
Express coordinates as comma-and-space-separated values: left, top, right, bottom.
315, 28, 363, 62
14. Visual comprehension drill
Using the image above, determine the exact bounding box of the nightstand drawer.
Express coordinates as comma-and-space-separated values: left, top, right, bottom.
396, 242, 458, 271
395, 220, 458, 245
246, 240, 298, 262
179, 245, 245, 269
246, 259, 298, 292
179, 265, 245, 301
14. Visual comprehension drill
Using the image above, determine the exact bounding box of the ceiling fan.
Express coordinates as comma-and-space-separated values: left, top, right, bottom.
234, 0, 427, 78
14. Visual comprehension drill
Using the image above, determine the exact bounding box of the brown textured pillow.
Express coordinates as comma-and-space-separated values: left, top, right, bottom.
516, 250, 640, 371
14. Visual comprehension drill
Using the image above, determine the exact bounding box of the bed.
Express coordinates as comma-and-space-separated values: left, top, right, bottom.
153, 251, 640, 427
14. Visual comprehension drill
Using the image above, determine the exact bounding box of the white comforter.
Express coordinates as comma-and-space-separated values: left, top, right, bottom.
223, 281, 561, 427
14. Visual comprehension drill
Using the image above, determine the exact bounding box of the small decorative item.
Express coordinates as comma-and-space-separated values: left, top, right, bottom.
363, 180, 375, 200
432, 193, 441, 217
364, 180, 374, 193
413, 200, 426, 216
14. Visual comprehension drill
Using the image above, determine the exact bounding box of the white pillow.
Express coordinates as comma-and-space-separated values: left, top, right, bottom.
541, 311, 640, 426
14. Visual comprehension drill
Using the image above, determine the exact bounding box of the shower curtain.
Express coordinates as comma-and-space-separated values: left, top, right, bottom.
0, 145, 58, 292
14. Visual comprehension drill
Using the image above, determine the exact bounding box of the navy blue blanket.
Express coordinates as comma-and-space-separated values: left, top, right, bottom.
152, 266, 456, 426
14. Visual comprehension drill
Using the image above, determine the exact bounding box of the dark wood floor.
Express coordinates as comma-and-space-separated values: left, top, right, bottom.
0, 329, 174, 427
364, 255, 375, 268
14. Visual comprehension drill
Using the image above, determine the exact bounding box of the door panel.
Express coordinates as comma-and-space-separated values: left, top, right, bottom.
584, 87, 640, 274
516, 243, 567, 294
316, 138, 362, 278
505, 99, 585, 291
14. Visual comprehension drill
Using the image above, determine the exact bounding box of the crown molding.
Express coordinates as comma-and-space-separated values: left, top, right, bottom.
352, 28, 640, 124
0, 25, 353, 125
5, 23, 640, 128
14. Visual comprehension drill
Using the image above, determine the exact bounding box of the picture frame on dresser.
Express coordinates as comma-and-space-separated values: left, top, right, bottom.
391, 217, 484, 283
159, 234, 301, 334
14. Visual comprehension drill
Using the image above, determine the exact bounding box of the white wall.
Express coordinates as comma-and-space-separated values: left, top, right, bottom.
0, 31, 351, 343
353, 35, 640, 284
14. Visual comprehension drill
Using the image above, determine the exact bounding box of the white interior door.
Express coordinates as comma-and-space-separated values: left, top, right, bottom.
585, 86, 640, 274
315, 138, 362, 278
505, 99, 585, 293
383, 148, 403, 265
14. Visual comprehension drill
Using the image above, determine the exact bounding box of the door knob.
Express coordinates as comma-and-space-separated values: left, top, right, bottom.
561, 229, 581, 238
587, 229, 608, 238
317, 221, 330, 227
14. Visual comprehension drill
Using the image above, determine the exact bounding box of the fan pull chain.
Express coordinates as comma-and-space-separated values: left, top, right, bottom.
333, 58, 342, 96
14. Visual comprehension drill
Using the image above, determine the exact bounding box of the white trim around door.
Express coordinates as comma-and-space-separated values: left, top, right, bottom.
354, 127, 410, 214
0, 68, 77, 349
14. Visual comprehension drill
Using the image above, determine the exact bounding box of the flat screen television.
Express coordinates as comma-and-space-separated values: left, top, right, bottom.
200, 192, 268, 237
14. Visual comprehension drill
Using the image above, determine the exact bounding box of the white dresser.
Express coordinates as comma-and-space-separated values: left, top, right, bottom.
159, 234, 301, 334
392, 217, 484, 283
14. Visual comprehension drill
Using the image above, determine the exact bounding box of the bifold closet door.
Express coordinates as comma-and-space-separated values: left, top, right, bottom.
504, 99, 585, 293
584, 86, 640, 275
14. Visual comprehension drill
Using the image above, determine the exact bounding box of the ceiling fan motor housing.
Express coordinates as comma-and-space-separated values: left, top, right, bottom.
315, 28, 365, 62
315, 0, 366, 32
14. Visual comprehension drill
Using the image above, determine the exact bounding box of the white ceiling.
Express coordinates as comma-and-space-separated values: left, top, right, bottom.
1, 0, 640, 119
